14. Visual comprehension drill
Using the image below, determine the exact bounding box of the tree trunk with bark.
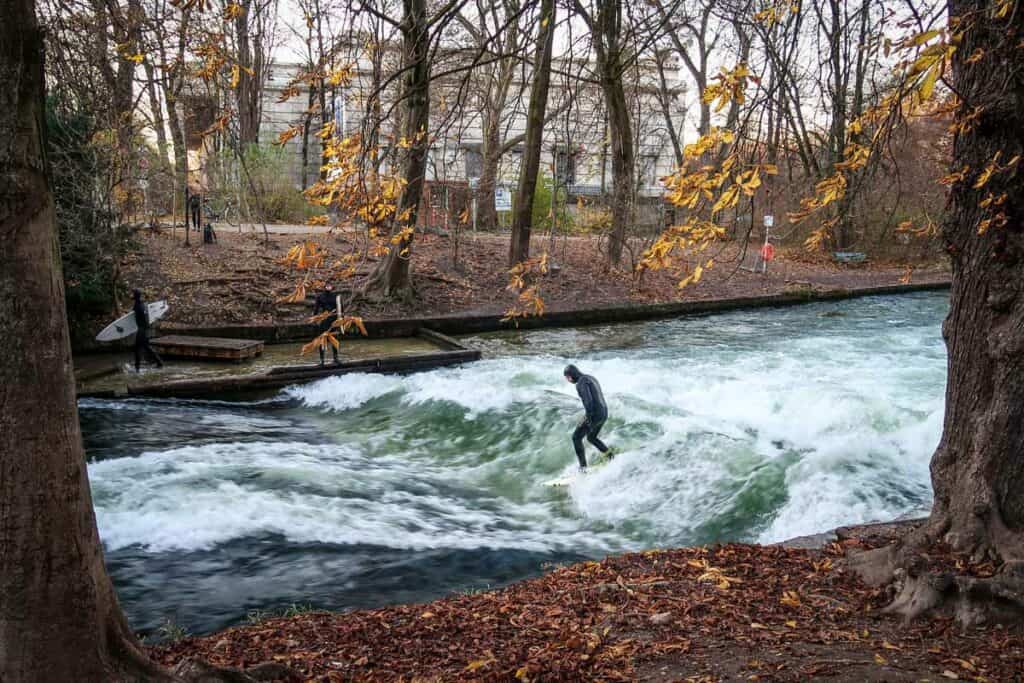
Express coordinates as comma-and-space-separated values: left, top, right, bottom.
509, 0, 555, 266
477, 115, 501, 232
600, 61, 633, 265
590, 0, 634, 266
850, 0, 1024, 626
235, 0, 260, 147
363, 0, 430, 301
926, 0, 1024, 562
300, 82, 314, 190
0, 5, 172, 680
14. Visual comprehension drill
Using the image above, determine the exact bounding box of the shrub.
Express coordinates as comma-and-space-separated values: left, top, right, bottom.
211, 144, 312, 223
46, 97, 124, 321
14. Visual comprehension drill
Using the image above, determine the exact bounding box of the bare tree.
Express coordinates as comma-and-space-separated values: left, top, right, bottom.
507, 0, 556, 265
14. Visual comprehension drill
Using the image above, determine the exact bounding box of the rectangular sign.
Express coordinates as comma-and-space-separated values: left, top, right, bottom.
495, 186, 512, 212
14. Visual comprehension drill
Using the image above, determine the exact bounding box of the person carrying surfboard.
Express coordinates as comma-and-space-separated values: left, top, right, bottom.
132, 289, 163, 372
313, 283, 341, 365
563, 364, 613, 470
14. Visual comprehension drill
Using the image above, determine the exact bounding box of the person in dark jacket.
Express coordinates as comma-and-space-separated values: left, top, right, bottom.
563, 364, 612, 469
188, 191, 202, 232
132, 289, 163, 372
313, 283, 340, 365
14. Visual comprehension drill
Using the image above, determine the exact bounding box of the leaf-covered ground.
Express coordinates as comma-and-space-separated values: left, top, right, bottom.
119, 227, 950, 328
151, 540, 1023, 682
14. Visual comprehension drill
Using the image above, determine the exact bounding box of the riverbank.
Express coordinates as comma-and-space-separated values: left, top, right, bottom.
101, 227, 949, 346
151, 520, 1023, 682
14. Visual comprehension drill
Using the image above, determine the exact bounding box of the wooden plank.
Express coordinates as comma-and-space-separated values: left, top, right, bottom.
76, 348, 483, 399
416, 327, 469, 351
150, 335, 264, 361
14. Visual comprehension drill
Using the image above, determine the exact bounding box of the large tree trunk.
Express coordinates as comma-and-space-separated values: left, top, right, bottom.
925, 0, 1024, 561
235, 0, 259, 147
593, 0, 633, 267
477, 116, 500, 232
509, 0, 555, 266
603, 64, 633, 266
0, 5, 171, 680
300, 82, 314, 190
848, 4, 1024, 625
363, 0, 430, 301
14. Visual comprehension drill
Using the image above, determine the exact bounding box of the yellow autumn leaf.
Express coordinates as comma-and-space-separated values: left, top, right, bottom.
712, 185, 740, 213
974, 164, 996, 188
465, 658, 494, 672
780, 590, 801, 608
908, 29, 941, 46
919, 61, 940, 100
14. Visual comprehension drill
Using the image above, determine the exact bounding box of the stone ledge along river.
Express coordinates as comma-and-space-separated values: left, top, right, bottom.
78, 291, 948, 637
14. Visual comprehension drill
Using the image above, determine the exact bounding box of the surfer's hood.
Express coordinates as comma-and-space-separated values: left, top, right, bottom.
563, 364, 581, 382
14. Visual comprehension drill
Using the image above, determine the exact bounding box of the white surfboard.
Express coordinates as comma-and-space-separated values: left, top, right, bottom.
543, 453, 617, 488
95, 301, 169, 342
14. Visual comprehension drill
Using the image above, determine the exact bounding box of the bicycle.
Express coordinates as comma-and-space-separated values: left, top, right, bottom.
203, 195, 240, 228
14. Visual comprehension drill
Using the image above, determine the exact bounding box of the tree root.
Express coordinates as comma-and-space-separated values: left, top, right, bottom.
881, 562, 1024, 627
845, 521, 1024, 628
172, 657, 297, 682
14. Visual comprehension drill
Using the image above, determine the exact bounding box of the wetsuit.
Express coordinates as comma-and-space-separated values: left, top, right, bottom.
188, 193, 202, 232
565, 364, 610, 467
132, 296, 163, 371
313, 289, 340, 364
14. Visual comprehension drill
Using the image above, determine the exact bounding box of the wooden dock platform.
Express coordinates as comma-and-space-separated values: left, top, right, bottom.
150, 335, 264, 362
77, 328, 481, 400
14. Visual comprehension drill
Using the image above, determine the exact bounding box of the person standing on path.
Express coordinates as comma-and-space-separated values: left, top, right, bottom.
188, 190, 202, 232
132, 289, 163, 372
313, 283, 341, 365
563, 364, 613, 470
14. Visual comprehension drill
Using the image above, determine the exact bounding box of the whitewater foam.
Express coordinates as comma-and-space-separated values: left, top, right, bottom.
86, 292, 948, 568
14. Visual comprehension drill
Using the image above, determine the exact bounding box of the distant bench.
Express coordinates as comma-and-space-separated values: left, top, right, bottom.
832, 251, 868, 265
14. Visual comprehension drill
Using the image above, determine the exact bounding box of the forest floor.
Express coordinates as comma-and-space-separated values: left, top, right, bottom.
151, 522, 1024, 682
118, 224, 950, 328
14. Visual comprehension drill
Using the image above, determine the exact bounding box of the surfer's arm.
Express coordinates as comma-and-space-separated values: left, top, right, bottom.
577, 380, 597, 421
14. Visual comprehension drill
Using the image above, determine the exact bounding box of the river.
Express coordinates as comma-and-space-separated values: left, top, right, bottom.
78, 291, 948, 637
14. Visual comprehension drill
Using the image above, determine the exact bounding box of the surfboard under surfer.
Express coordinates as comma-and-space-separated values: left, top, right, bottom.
563, 364, 614, 471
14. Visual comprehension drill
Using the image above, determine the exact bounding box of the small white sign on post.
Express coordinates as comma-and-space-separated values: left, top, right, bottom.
764, 214, 774, 228
495, 186, 512, 212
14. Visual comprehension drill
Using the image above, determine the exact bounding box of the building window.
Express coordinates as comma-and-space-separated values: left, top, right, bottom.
465, 146, 483, 180
333, 92, 346, 135
642, 154, 659, 187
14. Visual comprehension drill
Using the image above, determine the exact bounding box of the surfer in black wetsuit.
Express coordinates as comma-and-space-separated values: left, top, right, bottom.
563, 364, 612, 470
313, 283, 340, 365
132, 289, 163, 372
